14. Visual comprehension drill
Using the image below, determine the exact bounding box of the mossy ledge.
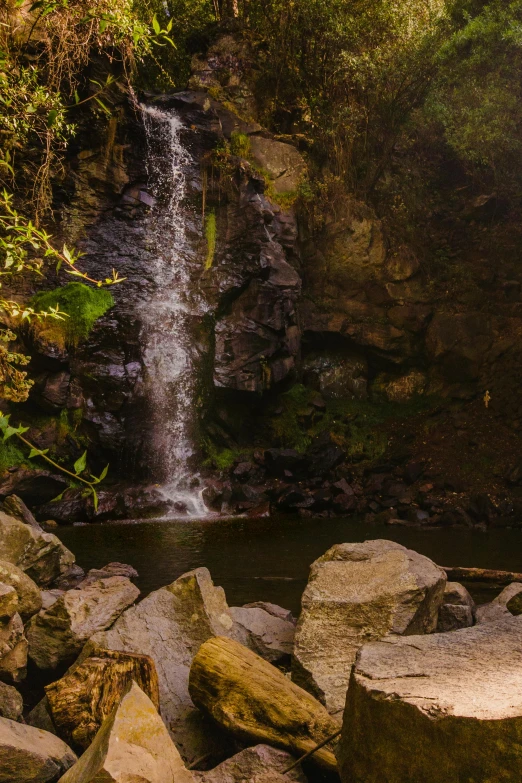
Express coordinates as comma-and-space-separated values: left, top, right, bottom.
30, 283, 114, 348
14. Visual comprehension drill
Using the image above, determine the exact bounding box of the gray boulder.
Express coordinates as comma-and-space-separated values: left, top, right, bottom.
230, 606, 295, 663
0, 682, 23, 721
476, 582, 522, 624
249, 137, 306, 194
338, 618, 522, 783
193, 745, 306, 783
86, 567, 242, 766
243, 601, 296, 624
436, 582, 475, 632
27, 576, 139, 669
0, 716, 76, 783
0, 559, 42, 620
57, 681, 194, 783
0, 511, 74, 586
292, 540, 446, 713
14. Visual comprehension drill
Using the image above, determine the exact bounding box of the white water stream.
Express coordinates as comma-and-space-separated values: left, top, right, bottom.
140, 105, 208, 517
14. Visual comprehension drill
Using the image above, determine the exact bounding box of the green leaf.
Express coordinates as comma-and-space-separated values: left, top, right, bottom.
0, 415, 10, 430
94, 97, 111, 116
3, 426, 17, 441
92, 487, 98, 512
47, 109, 58, 128
166, 17, 173, 32
99, 463, 109, 481
50, 492, 64, 503
29, 447, 49, 459
74, 450, 87, 475
152, 13, 160, 34
99, 18, 107, 33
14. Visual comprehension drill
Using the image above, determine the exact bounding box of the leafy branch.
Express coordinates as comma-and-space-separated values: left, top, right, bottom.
0, 189, 126, 290
0, 412, 108, 511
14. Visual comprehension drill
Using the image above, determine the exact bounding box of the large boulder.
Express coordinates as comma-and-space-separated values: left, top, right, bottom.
338, 617, 522, 783
436, 582, 475, 632
292, 540, 447, 713
86, 567, 242, 765
57, 681, 194, 783
249, 136, 306, 194
230, 606, 295, 664
27, 577, 140, 669
0, 559, 42, 620
193, 745, 306, 783
0, 716, 76, 783
0, 511, 75, 586
0, 682, 23, 721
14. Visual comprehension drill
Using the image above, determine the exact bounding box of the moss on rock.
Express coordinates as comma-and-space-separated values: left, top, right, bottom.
30, 283, 114, 348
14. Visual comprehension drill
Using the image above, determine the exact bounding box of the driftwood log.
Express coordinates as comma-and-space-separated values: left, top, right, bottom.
443, 567, 522, 584
188, 635, 339, 772
45, 647, 159, 749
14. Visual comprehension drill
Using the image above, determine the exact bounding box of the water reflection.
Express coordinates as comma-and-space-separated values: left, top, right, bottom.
56, 516, 522, 614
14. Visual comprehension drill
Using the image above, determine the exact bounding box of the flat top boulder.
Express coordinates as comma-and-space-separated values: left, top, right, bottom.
338, 617, 522, 783
354, 617, 522, 719
292, 540, 446, 712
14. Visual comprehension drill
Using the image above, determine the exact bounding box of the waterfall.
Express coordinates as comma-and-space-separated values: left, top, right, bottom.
140, 104, 208, 517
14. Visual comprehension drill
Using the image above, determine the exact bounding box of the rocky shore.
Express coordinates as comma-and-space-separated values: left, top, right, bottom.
0, 497, 522, 781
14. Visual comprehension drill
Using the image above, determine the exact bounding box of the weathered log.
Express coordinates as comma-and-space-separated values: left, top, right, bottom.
442, 566, 522, 584
45, 647, 159, 749
188, 636, 339, 772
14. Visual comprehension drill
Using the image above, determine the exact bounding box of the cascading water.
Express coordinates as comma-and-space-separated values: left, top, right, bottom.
140, 104, 208, 517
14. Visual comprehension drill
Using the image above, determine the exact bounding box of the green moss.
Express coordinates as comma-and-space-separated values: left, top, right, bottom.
204, 211, 217, 270
230, 131, 251, 158
0, 440, 27, 472
202, 442, 244, 470
269, 383, 439, 463
30, 283, 114, 347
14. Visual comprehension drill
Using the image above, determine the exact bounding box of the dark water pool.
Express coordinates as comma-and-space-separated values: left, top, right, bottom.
55, 516, 522, 614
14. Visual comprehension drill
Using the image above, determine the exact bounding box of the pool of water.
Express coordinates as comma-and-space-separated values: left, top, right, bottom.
55, 516, 522, 614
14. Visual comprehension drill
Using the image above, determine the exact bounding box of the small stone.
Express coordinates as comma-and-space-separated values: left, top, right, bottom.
230, 606, 295, 664
0, 560, 42, 621
436, 582, 475, 632
193, 744, 306, 783
0, 682, 23, 721
0, 613, 27, 682
0, 584, 18, 621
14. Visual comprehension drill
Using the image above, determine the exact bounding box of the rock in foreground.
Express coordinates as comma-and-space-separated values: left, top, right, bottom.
45, 647, 159, 749
189, 636, 338, 773
292, 540, 446, 712
87, 567, 240, 765
58, 681, 194, 783
0, 716, 76, 783
27, 576, 140, 669
0, 511, 74, 586
338, 617, 522, 783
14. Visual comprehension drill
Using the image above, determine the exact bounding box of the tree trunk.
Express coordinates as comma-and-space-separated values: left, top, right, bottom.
45, 647, 160, 749
188, 636, 339, 773
443, 567, 522, 584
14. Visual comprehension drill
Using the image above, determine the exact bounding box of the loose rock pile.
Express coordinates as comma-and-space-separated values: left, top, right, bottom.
0, 499, 521, 782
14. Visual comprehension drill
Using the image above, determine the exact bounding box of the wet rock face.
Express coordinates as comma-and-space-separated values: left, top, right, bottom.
26, 87, 305, 479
